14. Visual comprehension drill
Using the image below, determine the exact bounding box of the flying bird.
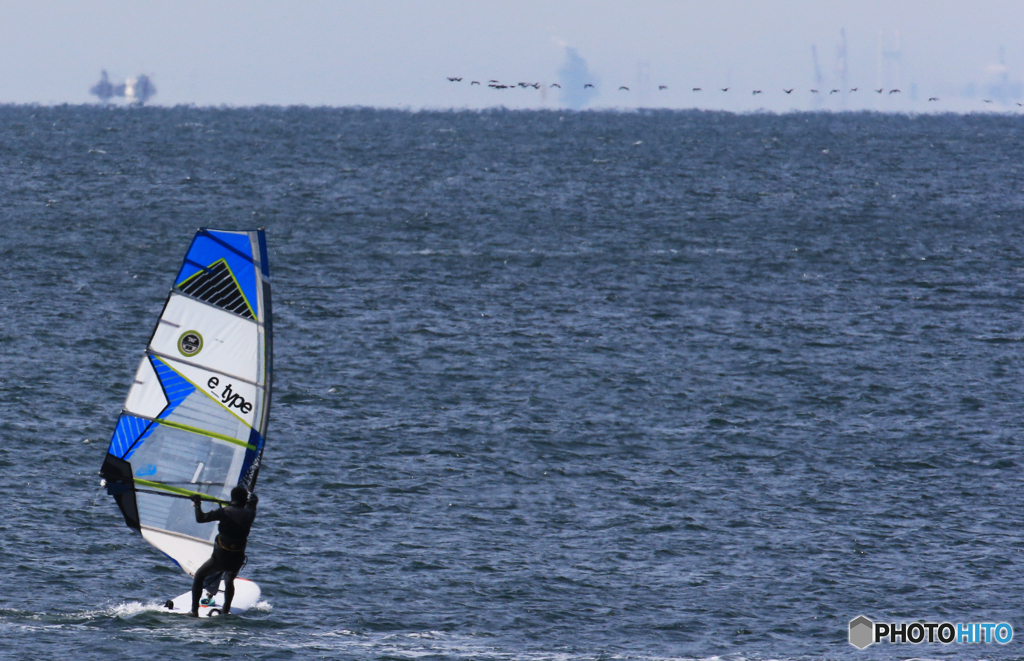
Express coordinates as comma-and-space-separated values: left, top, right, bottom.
875, 88, 883, 93
929, 97, 938, 101
984, 99, 993, 103
721, 88, 729, 92
752, 90, 762, 95
619, 86, 630, 91
489, 79, 499, 83
551, 83, 561, 88
658, 85, 667, 90
783, 89, 793, 94
693, 87, 702, 92
584, 83, 594, 88
447, 77, 462, 82
830, 89, 839, 94
850, 88, 858, 92
471, 81, 480, 85
889, 89, 900, 94
810, 89, 819, 93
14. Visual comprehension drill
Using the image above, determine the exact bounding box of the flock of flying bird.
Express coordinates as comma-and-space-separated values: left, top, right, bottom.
447, 77, 1024, 105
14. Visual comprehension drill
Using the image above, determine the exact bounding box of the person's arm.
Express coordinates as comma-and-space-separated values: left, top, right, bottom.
190, 494, 222, 523
246, 492, 259, 512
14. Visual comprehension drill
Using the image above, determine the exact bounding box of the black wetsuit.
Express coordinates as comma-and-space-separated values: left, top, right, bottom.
191, 493, 258, 614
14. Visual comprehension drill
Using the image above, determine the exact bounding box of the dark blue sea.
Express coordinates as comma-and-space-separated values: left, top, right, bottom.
3, 105, 1024, 660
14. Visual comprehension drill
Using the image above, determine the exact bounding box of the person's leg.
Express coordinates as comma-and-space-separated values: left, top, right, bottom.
191, 557, 218, 615
222, 571, 238, 614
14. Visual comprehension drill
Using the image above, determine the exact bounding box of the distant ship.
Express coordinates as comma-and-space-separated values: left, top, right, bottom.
90, 70, 156, 105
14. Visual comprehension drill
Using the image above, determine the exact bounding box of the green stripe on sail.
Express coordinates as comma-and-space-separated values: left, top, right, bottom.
156, 418, 256, 450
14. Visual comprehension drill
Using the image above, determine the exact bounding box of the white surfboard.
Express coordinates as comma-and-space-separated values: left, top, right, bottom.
164, 578, 261, 617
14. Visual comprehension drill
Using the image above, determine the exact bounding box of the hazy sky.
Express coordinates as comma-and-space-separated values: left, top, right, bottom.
2, 1, 1023, 112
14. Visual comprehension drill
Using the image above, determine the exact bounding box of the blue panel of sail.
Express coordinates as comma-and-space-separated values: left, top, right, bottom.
258, 230, 270, 278
150, 356, 195, 417
239, 427, 266, 487
173, 230, 259, 318
108, 414, 156, 460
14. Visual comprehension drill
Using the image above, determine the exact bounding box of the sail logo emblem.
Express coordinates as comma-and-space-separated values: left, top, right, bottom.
178, 331, 204, 357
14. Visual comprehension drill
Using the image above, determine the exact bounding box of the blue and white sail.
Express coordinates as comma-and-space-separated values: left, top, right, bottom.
100, 228, 272, 576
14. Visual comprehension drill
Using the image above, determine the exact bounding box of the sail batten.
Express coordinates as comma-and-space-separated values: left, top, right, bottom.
101, 228, 272, 577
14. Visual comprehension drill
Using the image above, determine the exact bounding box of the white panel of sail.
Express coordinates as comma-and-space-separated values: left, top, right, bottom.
100, 228, 272, 576
150, 293, 262, 383
124, 357, 168, 420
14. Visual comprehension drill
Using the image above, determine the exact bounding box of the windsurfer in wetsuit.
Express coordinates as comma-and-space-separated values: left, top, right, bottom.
189, 485, 258, 616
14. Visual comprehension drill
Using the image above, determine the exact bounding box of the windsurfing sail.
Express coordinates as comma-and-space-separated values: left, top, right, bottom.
100, 228, 272, 576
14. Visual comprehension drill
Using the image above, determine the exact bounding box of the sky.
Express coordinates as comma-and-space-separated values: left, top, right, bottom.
2, 1, 1023, 112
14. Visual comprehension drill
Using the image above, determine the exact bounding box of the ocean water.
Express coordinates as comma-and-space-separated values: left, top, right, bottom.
3, 106, 1024, 660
